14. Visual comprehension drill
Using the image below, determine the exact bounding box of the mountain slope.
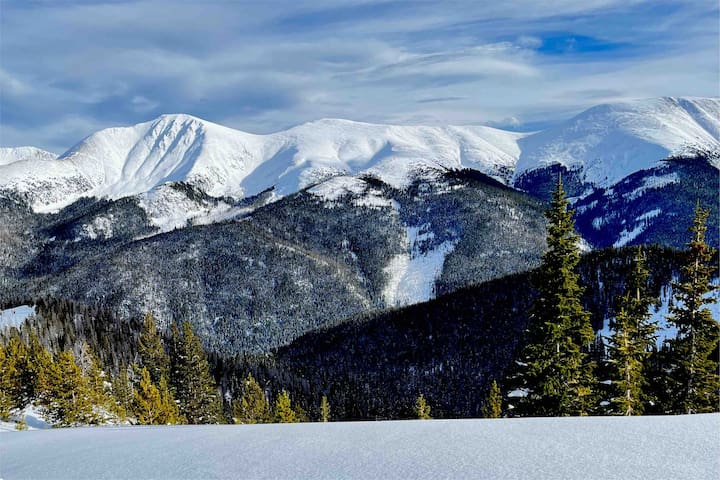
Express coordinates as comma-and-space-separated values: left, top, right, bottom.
1, 115, 523, 212
514, 97, 720, 194
2, 97, 717, 217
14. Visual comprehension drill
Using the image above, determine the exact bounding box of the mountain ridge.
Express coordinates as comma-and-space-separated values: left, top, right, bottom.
2, 96, 717, 213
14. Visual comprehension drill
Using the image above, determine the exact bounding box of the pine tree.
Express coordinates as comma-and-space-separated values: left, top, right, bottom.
137, 312, 170, 385
78, 342, 112, 424
667, 204, 720, 414
483, 380, 502, 418
274, 390, 298, 423
513, 176, 595, 416
111, 362, 134, 421
319, 395, 331, 422
25, 333, 54, 406
0, 343, 12, 420
45, 350, 92, 427
2, 336, 28, 411
170, 321, 222, 424
415, 393, 431, 419
134, 367, 167, 425
608, 247, 658, 415
232, 373, 270, 424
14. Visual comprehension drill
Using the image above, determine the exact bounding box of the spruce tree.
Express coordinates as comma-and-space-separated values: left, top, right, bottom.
3, 336, 28, 411
320, 395, 331, 422
170, 321, 222, 424
415, 393, 431, 419
138, 312, 170, 385
25, 333, 54, 406
274, 390, 298, 423
0, 343, 12, 420
78, 343, 112, 424
45, 350, 92, 427
667, 204, 720, 414
483, 380, 502, 418
111, 362, 134, 421
608, 247, 657, 415
232, 373, 270, 424
513, 176, 595, 416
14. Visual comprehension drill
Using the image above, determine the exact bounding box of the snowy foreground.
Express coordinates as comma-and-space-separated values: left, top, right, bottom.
1, 415, 718, 480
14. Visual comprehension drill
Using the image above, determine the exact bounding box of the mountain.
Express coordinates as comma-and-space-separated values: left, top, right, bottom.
1, 170, 547, 354
0, 146, 56, 166
514, 97, 720, 197
0, 97, 718, 354
2, 97, 717, 212
0, 115, 522, 213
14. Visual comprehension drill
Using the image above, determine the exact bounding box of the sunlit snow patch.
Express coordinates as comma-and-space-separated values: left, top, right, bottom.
0, 305, 35, 329
383, 225, 457, 307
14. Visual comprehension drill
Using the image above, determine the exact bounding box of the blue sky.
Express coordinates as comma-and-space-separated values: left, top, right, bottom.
0, 0, 718, 153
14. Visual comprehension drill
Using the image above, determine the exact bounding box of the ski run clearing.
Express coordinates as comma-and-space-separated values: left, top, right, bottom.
1, 414, 718, 480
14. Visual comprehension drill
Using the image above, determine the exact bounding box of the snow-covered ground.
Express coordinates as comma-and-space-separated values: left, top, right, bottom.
1, 415, 717, 479
0, 305, 35, 330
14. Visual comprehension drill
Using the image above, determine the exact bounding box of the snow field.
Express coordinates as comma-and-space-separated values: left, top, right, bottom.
1, 415, 717, 479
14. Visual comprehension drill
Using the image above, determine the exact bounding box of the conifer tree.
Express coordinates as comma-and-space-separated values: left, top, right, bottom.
274, 390, 298, 423
170, 321, 222, 424
483, 380, 502, 418
320, 395, 331, 422
415, 393, 431, 419
111, 362, 134, 421
0, 344, 12, 420
513, 176, 595, 416
138, 312, 170, 385
45, 350, 92, 426
134, 367, 167, 425
3, 336, 28, 411
667, 204, 720, 414
608, 247, 657, 415
78, 342, 112, 424
25, 333, 54, 406
232, 373, 270, 424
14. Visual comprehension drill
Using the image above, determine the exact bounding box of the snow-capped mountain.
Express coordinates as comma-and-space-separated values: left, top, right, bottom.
514, 97, 720, 189
0, 146, 56, 166
1, 97, 717, 214
0, 115, 522, 212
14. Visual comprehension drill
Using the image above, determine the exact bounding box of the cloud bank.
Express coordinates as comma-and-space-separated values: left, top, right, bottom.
0, 0, 717, 153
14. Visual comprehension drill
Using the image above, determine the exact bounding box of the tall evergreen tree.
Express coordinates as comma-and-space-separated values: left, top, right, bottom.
415, 393, 432, 420
274, 390, 298, 423
483, 380, 502, 418
44, 350, 92, 427
3, 336, 29, 411
232, 373, 270, 424
608, 247, 658, 415
667, 204, 720, 414
170, 321, 222, 424
137, 312, 170, 385
512, 176, 595, 416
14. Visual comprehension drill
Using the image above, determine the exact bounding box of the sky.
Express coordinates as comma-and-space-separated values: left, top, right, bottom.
0, 0, 718, 154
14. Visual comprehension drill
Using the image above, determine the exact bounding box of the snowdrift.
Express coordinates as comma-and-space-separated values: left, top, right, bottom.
1, 414, 717, 479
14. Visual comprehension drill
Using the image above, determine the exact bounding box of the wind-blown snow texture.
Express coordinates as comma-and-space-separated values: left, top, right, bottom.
2, 97, 716, 212
1, 415, 717, 480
